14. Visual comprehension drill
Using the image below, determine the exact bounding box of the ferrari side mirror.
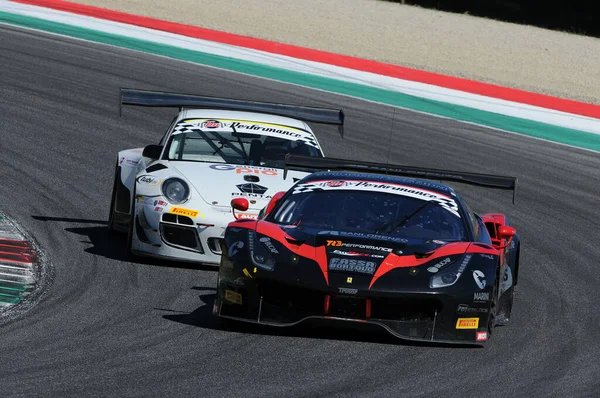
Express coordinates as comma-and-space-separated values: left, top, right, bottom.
498, 226, 516, 240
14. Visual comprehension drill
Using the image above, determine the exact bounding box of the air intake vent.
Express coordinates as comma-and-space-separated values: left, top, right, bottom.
162, 213, 194, 225
146, 164, 168, 173
159, 224, 203, 252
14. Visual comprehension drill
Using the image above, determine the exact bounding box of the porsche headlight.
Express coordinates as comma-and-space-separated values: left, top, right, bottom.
430, 254, 472, 288
161, 178, 190, 204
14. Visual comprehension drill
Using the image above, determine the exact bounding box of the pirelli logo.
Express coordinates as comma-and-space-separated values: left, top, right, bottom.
170, 207, 199, 218
456, 318, 479, 329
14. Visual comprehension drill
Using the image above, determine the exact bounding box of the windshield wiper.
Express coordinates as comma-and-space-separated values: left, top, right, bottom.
374, 200, 436, 235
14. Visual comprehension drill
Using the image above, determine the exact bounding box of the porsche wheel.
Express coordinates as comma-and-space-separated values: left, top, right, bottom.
126, 185, 137, 258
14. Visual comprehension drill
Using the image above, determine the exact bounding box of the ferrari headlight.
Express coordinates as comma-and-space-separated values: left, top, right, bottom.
161, 178, 190, 204
430, 254, 472, 288
247, 230, 275, 271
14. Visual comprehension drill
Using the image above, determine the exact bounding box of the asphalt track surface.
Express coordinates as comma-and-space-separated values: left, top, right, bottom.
1, 24, 600, 397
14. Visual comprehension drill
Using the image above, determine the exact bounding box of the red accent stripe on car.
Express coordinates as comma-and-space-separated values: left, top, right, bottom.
369, 242, 497, 288
255, 221, 329, 284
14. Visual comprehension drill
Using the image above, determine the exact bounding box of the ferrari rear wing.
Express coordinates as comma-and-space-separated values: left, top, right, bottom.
284, 155, 518, 203
119, 88, 345, 135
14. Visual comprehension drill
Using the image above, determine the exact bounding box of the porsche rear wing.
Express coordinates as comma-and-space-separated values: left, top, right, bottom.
119, 88, 345, 135
284, 155, 518, 203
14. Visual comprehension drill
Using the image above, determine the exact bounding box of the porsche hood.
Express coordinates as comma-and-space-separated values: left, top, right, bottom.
168, 162, 306, 211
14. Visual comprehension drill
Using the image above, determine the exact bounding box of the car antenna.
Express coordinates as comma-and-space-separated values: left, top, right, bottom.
384, 108, 397, 175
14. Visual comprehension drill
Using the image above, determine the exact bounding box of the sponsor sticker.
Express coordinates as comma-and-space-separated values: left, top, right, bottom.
224, 290, 243, 305
473, 270, 486, 290
479, 253, 495, 260
137, 175, 161, 185
232, 192, 273, 199
456, 318, 479, 329
174, 119, 320, 148
473, 292, 490, 302
170, 207, 200, 218
203, 119, 224, 128
236, 213, 258, 220
259, 237, 279, 254
328, 258, 376, 275
318, 231, 408, 243
457, 304, 488, 313
332, 250, 369, 257
427, 257, 452, 273
236, 183, 268, 194
292, 180, 460, 217
476, 331, 488, 342
327, 240, 392, 252
209, 164, 278, 176
346, 277, 353, 283
119, 157, 139, 167
338, 287, 358, 295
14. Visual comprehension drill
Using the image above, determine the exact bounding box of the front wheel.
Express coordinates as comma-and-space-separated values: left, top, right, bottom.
107, 163, 119, 234
126, 185, 138, 259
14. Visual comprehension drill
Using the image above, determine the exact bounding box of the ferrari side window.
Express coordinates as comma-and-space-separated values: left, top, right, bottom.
476, 216, 493, 244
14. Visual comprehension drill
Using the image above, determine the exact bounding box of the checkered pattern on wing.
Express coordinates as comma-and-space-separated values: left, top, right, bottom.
172, 123, 199, 135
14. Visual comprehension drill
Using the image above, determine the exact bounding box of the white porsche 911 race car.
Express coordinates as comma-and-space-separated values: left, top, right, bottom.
108, 88, 344, 265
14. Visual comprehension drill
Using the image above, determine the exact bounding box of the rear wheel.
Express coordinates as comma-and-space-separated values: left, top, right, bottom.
487, 266, 500, 336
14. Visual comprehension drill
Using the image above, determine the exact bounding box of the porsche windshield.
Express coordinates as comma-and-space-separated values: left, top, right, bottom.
270, 190, 468, 241
166, 129, 321, 168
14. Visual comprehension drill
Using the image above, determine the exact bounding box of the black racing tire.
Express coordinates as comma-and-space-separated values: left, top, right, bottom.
107, 163, 120, 234
497, 286, 515, 326
126, 185, 137, 259
487, 265, 501, 336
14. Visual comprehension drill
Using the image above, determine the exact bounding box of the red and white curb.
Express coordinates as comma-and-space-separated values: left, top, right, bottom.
0, 214, 37, 307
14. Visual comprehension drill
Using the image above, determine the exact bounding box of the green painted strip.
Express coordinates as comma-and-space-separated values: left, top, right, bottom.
0, 280, 29, 289
0, 281, 30, 305
0, 296, 21, 305
0, 291, 22, 299
0, 284, 27, 293
2, 11, 600, 151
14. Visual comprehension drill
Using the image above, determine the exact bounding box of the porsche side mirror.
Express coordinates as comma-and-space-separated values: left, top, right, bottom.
142, 144, 163, 160
498, 226, 516, 240
231, 198, 249, 212
263, 191, 286, 217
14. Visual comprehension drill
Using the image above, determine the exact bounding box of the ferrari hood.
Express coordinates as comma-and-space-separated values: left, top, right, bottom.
169, 162, 306, 211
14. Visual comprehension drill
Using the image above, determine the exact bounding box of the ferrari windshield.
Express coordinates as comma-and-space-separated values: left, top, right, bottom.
166, 125, 322, 168
270, 189, 468, 241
